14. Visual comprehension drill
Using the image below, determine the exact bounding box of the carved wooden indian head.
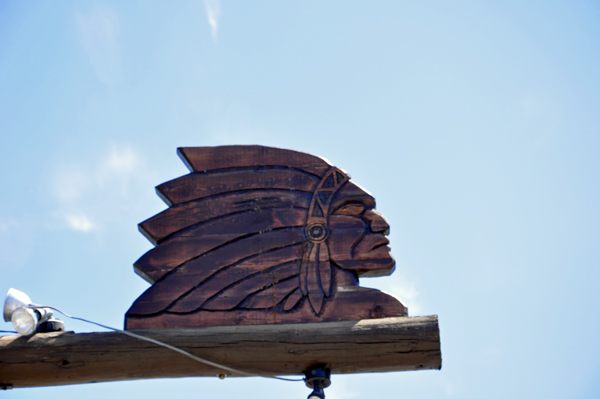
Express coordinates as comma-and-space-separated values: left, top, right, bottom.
125, 146, 406, 329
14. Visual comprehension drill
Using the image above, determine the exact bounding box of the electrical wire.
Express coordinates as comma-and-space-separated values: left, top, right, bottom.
0, 330, 18, 334
36, 305, 303, 382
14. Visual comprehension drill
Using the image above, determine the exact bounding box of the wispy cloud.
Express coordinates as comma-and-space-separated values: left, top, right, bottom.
367, 272, 422, 316
389, 277, 422, 316
52, 145, 148, 233
96, 146, 141, 196
76, 3, 121, 84
204, 0, 221, 41
54, 168, 90, 203
0, 220, 20, 234
65, 212, 95, 232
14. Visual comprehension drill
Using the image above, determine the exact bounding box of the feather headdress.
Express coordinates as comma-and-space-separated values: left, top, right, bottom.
128, 146, 359, 317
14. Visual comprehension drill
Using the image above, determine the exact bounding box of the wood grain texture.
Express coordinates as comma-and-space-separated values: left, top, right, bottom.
177, 146, 332, 177
126, 285, 407, 329
136, 207, 308, 282
156, 168, 319, 206
139, 190, 313, 245
126, 146, 409, 329
0, 315, 441, 389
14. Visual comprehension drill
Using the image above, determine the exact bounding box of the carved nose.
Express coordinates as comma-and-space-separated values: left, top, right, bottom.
364, 210, 390, 235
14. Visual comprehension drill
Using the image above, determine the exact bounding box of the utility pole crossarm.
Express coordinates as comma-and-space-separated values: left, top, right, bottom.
0, 315, 441, 389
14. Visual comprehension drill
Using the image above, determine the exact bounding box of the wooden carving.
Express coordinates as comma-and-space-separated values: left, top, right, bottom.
125, 146, 407, 329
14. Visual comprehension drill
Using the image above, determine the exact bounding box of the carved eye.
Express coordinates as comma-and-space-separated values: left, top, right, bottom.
333, 204, 365, 216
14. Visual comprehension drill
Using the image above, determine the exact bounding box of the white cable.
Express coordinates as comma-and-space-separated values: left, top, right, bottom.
37, 306, 303, 382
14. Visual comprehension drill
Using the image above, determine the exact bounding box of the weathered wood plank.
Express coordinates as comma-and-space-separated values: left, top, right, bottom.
157, 168, 319, 206
177, 146, 332, 177
0, 316, 441, 389
139, 190, 312, 245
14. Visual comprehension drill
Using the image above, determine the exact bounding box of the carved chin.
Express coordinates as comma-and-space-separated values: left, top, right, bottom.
332, 255, 396, 278
354, 243, 395, 274
332, 245, 395, 277
328, 232, 396, 277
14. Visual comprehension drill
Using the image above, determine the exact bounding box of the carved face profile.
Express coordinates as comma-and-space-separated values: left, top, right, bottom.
328, 182, 395, 277
125, 146, 405, 329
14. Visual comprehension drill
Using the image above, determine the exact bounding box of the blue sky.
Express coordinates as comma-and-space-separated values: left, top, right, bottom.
1, 1, 599, 398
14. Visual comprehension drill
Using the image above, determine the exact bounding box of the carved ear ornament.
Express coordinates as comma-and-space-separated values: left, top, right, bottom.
300, 167, 350, 316
305, 222, 328, 243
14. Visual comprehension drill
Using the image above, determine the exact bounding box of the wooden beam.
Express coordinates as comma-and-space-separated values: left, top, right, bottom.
0, 315, 440, 389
